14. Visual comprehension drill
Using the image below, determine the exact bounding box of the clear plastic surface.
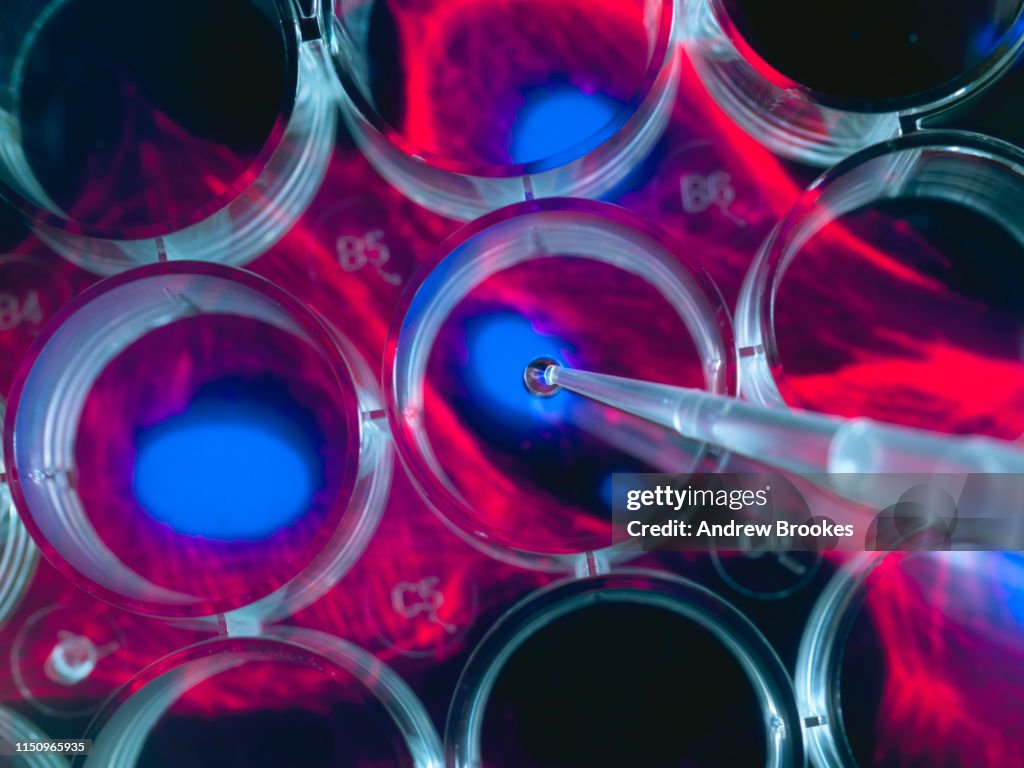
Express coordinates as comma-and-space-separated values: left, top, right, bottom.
11, 602, 137, 719
683, 0, 1024, 165
386, 199, 735, 571
329, 0, 679, 219
0, 0, 336, 274
0, 705, 68, 767
736, 130, 1024, 442
75, 627, 443, 768
0, 398, 39, 629
796, 552, 1024, 768
446, 570, 805, 768
531, 361, 1024, 513
4, 262, 392, 627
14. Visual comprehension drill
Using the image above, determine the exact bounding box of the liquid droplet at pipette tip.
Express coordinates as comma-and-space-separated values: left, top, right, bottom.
523, 356, 562, 397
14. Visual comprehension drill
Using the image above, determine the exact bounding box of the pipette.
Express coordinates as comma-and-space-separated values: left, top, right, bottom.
524, 358, 1024, 508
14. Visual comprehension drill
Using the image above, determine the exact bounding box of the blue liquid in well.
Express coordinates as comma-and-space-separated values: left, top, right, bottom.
133, 399, 320, 540
464, 313, 573, 423
509, 84, 619, 165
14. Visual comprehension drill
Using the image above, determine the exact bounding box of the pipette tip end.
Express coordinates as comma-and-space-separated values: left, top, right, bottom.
524, 357, 561, 397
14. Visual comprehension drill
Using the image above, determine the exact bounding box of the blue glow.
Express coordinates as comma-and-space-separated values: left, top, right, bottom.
971, 17, 1024, 60
1002, 553, 1024, 624
599, 472, 621, 510
509, 84, 620, 165
970, 22, 1001, 58
133, 400, 320, 540
463, 313, 573, 425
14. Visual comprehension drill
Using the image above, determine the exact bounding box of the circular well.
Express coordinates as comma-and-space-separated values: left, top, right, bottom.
447, 570, 804, 768
75, 627, 443, 768
737, 131, 1024, 440
797, 551, 1024, 768
387, 199, 736, 569
5, 262, 389, 623
330, 0, 679, 218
